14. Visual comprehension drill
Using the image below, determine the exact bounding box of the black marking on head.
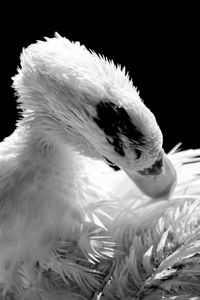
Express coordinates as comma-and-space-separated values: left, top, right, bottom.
106, 136, 125, 156
93, 101, 145, 156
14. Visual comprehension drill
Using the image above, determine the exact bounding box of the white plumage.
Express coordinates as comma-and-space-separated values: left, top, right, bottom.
0, 33, 179, 297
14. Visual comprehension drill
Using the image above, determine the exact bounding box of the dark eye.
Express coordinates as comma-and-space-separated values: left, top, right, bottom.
135, 149, 142, 160
103, 156, 120, 171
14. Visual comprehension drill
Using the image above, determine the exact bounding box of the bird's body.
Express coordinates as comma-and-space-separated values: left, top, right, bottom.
0, 33, 176, 293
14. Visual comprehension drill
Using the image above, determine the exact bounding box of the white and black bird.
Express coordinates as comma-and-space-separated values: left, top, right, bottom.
0, 33, 176, 293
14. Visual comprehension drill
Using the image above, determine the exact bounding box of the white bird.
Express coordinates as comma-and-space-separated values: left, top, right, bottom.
0, 33, 176, 294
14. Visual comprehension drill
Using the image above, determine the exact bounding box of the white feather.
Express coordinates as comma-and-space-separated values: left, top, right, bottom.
1, 34, 198, 299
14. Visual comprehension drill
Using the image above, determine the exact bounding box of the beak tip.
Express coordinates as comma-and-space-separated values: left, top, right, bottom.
125, 151, 177, 199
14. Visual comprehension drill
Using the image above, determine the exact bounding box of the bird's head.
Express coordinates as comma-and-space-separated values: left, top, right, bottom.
13, 33, 164, 176
72, 96, 164, 175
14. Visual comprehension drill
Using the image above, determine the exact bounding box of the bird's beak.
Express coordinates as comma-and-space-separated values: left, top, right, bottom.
124, 150, 177, 198
137, 150, 164, 176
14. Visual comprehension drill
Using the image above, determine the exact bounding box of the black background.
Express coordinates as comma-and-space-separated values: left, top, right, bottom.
1, 5, 199, 152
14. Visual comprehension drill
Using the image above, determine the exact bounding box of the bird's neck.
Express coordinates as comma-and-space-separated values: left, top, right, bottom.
6, 112, 101, 209
17, 110, 100, 160
8, 118, 88, 220
10, 116, 84, 189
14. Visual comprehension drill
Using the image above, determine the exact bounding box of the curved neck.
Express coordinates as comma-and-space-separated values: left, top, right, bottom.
7, 117, 78, 183
16, 109, 99, 162
2, 115, 86, 226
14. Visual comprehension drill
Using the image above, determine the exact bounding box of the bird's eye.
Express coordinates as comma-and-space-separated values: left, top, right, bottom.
103, 156, 120, 171
135, 149, 142, 160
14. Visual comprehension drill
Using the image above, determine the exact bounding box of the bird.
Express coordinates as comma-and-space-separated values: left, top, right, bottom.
0, 33, 176, 295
